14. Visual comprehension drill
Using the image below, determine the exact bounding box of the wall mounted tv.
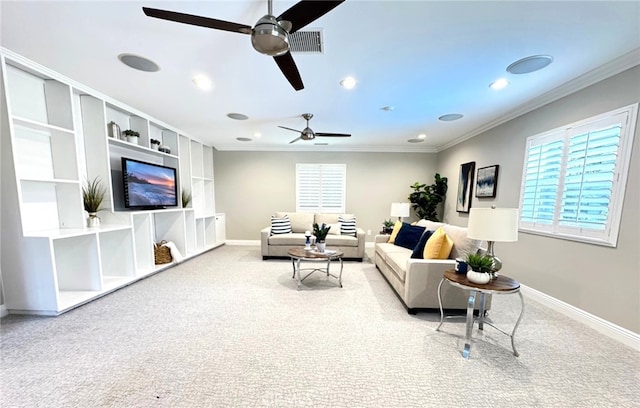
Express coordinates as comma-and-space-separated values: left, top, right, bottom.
122, 157, 178, 209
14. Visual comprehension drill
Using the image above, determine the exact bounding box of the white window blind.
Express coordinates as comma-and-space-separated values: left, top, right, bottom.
296, 163, 346, 213
518, 104, 637, 247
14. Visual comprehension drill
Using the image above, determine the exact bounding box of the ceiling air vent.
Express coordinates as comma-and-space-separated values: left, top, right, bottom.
289, 30, 323, 53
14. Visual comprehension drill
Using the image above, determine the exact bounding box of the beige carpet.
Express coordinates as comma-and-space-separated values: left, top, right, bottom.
1, 245, 639, 407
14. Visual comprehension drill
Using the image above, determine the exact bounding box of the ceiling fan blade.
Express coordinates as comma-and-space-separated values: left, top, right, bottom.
278, 1, 345, 34
142, 7, 252, 34
316, 132, 351, 137
273, 52, 304, 91
289, 136, 303, 144
278, 125, 302, 133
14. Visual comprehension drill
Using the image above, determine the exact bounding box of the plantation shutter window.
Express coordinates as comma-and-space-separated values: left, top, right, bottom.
296, 163, 346, 213
518, 104, 637, 247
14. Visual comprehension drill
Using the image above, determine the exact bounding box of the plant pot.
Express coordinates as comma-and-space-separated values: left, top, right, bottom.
126, 136, 138, 144
151, 143, 160, 151
87, 213, 100, 228
466, 270, 491, 284
316, 242, 326, 253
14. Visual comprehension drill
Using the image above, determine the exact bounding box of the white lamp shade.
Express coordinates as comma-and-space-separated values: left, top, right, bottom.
390, 202, 410, 218
467, 208, 519, 242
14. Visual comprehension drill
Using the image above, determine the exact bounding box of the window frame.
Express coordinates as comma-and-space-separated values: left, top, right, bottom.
295, 163, 346, 214
517, 103, 638, 247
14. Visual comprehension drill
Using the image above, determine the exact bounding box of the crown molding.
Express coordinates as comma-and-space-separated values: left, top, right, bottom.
213, 144, 439, 153
437, 47, 640, 152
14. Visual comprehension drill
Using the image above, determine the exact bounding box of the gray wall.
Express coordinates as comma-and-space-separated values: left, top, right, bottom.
437, 66, 640, 333
212, 151, 437, 242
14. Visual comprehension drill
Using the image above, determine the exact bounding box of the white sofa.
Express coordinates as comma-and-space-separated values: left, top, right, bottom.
261, 212, 365, 261
374, 220, 492, 314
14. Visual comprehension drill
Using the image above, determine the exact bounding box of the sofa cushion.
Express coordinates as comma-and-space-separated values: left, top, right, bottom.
276, 212, 314, 233
325, 234, 358, 247
411, 229, 434, 259
327, 222, 341, 235
424, 227, 453, 259
443, 224, 480, 259
388, 220, 403, 244
271, 215, 292, 235
268, 233, 306, 246
338, 215, 357, 236
393, 223, 425, 250
386, 250, 411, 282
415, 219, 444, 231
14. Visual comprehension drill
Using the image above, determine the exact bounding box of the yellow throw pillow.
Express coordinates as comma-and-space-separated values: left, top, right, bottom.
424, 227, 453, 259
388, 220, 403, 244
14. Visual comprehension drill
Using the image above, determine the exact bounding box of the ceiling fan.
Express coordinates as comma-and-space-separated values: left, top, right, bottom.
279, 113, 351, 144
142, 0, 345, 91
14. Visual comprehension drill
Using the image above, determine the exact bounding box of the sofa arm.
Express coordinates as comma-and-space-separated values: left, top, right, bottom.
356, 228, 366, 257
403, 259, 455, 309
374, 234, 390, 244
260, 226, 271, 256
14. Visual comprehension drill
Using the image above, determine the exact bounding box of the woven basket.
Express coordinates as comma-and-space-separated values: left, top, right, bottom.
154, 240, 172, 265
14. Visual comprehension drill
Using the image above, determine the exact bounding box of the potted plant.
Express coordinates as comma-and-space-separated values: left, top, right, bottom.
150, 138, 161, 150
82, 176, 106, 227
465, 253, 494, 284
123, 129, 140, 144
408, 173, 448, 221
382, 219, 395, 234
312, 222, 331, 253
181, 188, 192, 208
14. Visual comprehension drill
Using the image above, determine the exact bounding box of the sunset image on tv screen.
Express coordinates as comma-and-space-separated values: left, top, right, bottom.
125, 161, 176, 206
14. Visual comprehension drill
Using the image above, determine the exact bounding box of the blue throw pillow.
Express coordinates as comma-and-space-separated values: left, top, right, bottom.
394, 223, 426, 250
411, 230, 434, 259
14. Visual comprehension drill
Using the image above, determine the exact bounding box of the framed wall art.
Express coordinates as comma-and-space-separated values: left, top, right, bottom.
456, 161, 475, 213
476, 165, 499, 198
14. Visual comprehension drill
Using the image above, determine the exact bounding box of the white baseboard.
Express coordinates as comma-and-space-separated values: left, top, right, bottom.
225, 240, 260, 246
520, 284, 640, 352
0, 304, 8, 318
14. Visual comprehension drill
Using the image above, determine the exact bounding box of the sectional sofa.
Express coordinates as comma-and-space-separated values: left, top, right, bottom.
261, 212, 366, 261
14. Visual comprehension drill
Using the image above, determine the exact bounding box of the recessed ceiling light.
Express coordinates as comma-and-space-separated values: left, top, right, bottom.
489, 78, 509, 90
236, 137, 252, 142
418, 133, 427, 139
507, 55, 553, 74
227, 113, 249, 120
340, 76, 357, 89
118, 53, 160, 72
407, 138, 424, 143
380, 106, 394, 112
254, 132, 262, 138
192, 74, 212, 91
438, 113, 464, 122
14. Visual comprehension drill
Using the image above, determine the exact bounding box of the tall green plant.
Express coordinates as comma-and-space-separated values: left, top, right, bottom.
408, 173, 448, 221
82, 177, 106, 213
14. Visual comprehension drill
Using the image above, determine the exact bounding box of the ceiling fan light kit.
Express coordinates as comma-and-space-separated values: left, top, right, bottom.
142, 0, 345, 91
279, 113, 351, 144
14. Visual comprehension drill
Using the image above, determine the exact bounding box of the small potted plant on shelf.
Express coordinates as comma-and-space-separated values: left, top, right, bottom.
82, 176, 106, 228
150, 138, 161, 150
312, 222, 331, 253
123, 129, 140, 144
465, 253, 494, 284
181, 188, 192, 208
381, 219, 395, 234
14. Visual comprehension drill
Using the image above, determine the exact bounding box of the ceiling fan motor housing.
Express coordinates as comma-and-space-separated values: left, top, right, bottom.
251, 15, 289, 56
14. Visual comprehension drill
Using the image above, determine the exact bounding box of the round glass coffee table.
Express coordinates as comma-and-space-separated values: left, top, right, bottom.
288, 247, 344, 290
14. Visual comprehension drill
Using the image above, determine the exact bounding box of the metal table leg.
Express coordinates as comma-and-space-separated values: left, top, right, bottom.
296, 258, 302, 290
462, 290, 477, 359
338, 257, 343, 287
511, 290, 525, 357
436, 278, 445, 331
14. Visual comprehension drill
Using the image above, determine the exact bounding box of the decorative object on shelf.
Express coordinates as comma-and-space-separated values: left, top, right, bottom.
465, 253, 493, 283
82, 177, 106, 228
467, 206, 519, 274
456, 162, 475, 213
158, 144, 171, 154
304, 230, 312, 250
408, 173, 448, 221
181, 188, 192, 208
107, 121, 121, 139
312, 222, 331, 253
476, 165, 499, 198
382, 219, 395, 234
123, 129, 140, 144
154, 240, 173, 264
150, 138, 161, 150
390, 202, 410, 222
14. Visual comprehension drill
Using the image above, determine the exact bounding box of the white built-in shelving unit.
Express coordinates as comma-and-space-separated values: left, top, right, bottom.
0, 48, 225, 315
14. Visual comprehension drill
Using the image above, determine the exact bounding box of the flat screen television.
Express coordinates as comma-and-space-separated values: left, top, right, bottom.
122, 157, 178, 209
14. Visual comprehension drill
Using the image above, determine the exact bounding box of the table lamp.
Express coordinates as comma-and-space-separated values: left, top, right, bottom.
466, 207, 519, 273
390, 202, 410, 222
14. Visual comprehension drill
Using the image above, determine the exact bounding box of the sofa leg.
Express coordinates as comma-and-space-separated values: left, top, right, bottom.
407, 308, 417, 315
